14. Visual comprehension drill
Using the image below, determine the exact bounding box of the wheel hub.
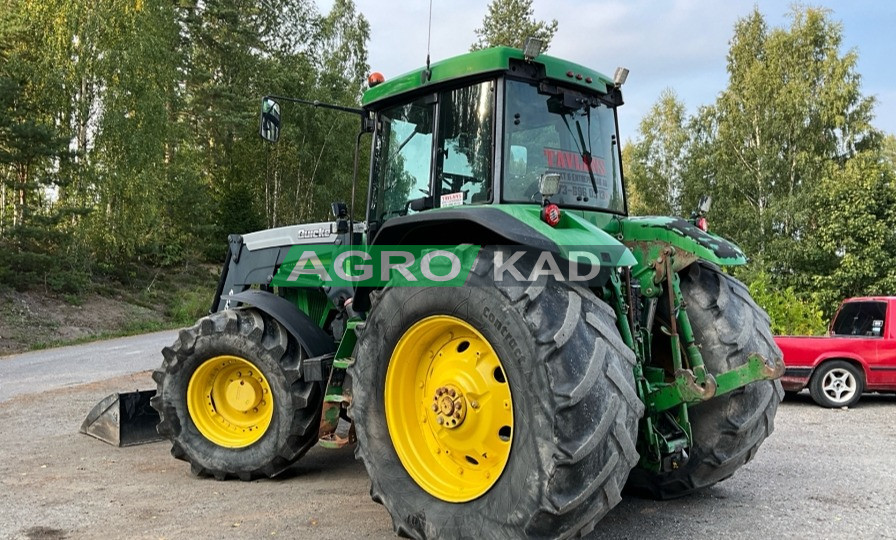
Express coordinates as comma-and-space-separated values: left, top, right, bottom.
433, 385, 467, 428
187, 355, 274, 448
225, 377, 262, 412
385, 315, 514, 503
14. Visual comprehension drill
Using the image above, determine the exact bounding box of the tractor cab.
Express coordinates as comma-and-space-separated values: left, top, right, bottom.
361, 46, 628, 238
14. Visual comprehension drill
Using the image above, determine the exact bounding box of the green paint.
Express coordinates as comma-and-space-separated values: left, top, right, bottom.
713, 353, 785, 397
362, 46, 613, 107
282, 287, 332, 327
271, 245, 481, 288
334, 319, 361, 364
490, 205, 638, 267
605, 215, 747, 267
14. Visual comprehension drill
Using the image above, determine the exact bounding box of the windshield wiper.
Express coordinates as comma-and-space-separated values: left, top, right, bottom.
560, 111, 600, 199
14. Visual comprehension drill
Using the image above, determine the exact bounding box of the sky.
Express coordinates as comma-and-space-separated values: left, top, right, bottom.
317, 0, 895, 143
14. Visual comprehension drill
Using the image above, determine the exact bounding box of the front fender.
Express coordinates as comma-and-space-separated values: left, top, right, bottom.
605, 216, 747, 269
222, 289, 336, 358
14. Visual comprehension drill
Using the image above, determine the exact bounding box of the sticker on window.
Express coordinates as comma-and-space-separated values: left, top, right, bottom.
441, 192, 464, 208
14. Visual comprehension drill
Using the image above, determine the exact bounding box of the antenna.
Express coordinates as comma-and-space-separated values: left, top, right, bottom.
423, 0, 433, 82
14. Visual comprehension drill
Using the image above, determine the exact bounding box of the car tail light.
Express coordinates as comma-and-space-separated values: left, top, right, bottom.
696, 217, 708, 232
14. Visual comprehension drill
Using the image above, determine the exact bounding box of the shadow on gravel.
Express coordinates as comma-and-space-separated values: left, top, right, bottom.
21, 526, 67, 540
783, 390, 896, 407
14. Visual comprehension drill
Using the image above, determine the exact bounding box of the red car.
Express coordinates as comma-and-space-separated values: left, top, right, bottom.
775, 296, 896, 407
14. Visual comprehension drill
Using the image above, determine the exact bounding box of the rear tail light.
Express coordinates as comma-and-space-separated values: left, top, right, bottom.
696, 217, 708, 232
542, 204, 561, 227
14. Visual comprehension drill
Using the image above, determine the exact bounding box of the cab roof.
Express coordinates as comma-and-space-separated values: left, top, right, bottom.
361, 46, 614, 107
843, 296, 896, 303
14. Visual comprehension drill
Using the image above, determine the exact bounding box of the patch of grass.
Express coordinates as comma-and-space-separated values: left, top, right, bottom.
167, 286, 212, 326
62, 293, 84, 306
14, 261, 221, 353
27, 319, 181, 351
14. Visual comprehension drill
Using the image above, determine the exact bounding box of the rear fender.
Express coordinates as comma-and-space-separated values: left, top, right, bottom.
371, 205, 635, 265
606, 216, 747, 274
353, 205, 636, 310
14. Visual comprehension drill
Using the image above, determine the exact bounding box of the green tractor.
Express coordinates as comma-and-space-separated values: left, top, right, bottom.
150, 42, 784, 538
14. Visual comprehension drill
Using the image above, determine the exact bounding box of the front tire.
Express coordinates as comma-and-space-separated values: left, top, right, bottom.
151, 308, 322, 480
349, 248, 642, 539
626, 262, 784, 499
809, 360, 864, 408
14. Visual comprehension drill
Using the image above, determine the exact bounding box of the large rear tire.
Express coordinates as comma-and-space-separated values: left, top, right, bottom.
151, 308, 322, 480
626, 262, 784, 499
349, 247, 643, 539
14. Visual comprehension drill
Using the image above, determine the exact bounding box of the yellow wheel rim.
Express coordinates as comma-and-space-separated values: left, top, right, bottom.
385, 315, 514, 502
187, 355, 274, 448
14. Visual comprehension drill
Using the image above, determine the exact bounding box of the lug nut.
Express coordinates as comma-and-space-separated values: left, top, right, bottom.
431, 404, 438, 411
437, 417, 444, 425
471, 401, 479, 409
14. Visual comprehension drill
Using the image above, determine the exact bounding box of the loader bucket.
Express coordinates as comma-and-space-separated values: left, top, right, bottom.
80, 390, 163, 447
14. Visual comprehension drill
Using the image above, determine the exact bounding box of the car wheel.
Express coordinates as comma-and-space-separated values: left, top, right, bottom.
809, 360, 864, 408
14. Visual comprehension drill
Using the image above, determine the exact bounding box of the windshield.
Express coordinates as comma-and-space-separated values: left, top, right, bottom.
503, 79, 624, 212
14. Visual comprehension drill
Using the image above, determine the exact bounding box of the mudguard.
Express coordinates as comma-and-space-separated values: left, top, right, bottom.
606, 216, 747, 269
371, 205, 637, 267
355, 205, 637, 312
222, 289, 336, 357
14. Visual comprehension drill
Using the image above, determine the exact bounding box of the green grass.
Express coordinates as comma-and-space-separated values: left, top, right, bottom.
27, 320, 182, 351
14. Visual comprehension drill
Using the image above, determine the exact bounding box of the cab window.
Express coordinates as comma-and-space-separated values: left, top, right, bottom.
370, 97, 435, 223
435, 81, 495, 206
832, 302, 887, 337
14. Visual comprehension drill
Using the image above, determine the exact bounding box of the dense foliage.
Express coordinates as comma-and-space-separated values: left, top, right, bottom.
625, 8, 896, 330
2, 3, 893, 338
0, 0, 369, 291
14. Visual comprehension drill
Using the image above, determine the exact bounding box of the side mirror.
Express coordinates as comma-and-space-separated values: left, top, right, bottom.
259, 97, 281, 143
538, 172, 561, 199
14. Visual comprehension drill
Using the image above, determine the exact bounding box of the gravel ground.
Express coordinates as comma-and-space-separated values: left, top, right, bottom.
0, 372, 894, 540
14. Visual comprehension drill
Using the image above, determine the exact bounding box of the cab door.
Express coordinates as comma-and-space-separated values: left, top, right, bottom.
874, 300, 896, 387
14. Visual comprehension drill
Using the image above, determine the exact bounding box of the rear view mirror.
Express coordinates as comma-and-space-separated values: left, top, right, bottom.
259, 97, 281, 143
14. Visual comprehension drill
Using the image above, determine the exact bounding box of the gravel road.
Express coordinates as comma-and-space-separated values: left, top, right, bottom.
0, 331, 177, 403
1, 336, 894, 539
